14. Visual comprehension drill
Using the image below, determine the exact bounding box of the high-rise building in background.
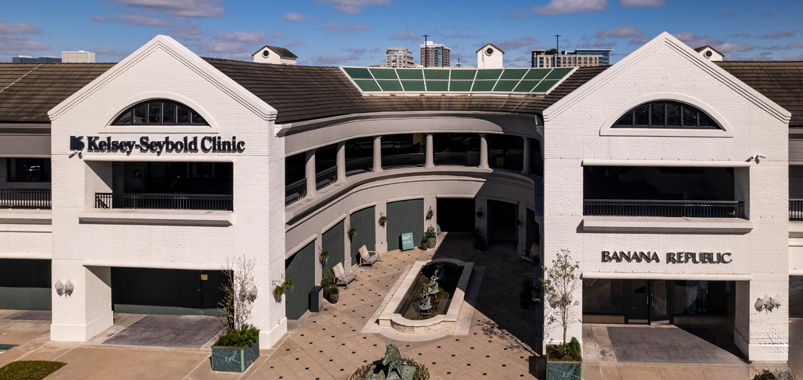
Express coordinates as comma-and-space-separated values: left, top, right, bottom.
384, 47, 415, 68
420, 41, 450, 68
531, 48, 612, 68
62, 50, 95, 63
11, 55, 61, 63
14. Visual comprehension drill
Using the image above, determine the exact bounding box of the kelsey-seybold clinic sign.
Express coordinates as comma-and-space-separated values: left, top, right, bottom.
601, 250, 732, 264
70, 135, 245, 155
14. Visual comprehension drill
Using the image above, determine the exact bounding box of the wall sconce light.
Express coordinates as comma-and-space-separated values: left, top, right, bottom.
476, 207, 483, 218
54, 279, 64, 296
755, 294, 781, 313
247, 286, 258, 302
64, 280, 74, 297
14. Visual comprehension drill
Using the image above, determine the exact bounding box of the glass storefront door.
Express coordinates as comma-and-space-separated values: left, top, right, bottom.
626, 280, 649, 323
649, 280, 672, 325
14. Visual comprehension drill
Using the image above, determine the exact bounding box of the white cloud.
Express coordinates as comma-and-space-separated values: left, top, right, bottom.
391, 29, 419, 43
0, 21, 49, 55
92, 13, 169, 27
320, 0, 390, 14
675, 32, 753, 53
283, 13, 309, 22
114, 0, 223, 18
620, 0, 665, 7
595, 25, 648, 45
322, 21, 371, 34
509, 8, 527, 19
758, 30, 796, 39
198, 30, 269, 59
531, 0, 606, 15
491, 36, 538, 51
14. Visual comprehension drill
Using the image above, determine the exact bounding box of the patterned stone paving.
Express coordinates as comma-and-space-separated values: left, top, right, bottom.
249, 232, 540, 379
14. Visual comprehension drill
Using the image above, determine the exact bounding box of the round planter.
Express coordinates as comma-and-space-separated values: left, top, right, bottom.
427, 237, 437, 249
328, 291, 339, 303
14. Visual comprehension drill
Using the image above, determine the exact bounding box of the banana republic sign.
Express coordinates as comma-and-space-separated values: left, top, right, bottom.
601, 251, 732, 264
69, 135, 245, 156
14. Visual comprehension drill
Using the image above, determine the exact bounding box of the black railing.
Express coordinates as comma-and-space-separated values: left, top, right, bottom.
0, 189, 51, 210
584, 199, 744, 219
316, 166, 338, 191
345, 157, 373, 176
285, 179, 307, 206
95, 193, 233, 211
434, 152, 480, 166
489, 153, 524, 172
383, 153, 425, 169
791, 199, 803, 221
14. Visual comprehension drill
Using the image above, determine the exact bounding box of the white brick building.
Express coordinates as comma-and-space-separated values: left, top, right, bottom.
0, 33, 799, 366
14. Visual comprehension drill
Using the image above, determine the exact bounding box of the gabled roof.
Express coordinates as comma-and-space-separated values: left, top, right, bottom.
0, 63, 114, 123
476, 43, 505, 54
694, 45, 723, 57
204, 57, 607, 124
716, 61, 803, 127
251, 45, 298, 59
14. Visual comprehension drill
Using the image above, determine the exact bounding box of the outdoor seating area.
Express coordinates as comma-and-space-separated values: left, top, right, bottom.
357, 245, 381, 267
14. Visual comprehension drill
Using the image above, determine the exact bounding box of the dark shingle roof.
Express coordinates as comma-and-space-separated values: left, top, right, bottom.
718, 61, 803, 127
0, 63, 114, 123
204, 57, 609, 124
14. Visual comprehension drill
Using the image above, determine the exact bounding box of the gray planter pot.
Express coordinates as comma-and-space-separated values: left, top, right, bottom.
427, 236, 437, 248
546, 351, 582, 380
211, 337, 260, 372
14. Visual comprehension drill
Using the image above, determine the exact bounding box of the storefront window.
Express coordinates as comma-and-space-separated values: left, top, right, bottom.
673, 281, 730, 316
7, 158, 51, 182
582, 279, 624, 315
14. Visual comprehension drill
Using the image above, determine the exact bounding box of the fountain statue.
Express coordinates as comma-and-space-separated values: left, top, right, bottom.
418, 288, 432, 315
362, 343, 418, 380
426, 264, 442, 295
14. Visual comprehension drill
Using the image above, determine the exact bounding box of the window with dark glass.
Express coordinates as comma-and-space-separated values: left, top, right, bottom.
7, 158, 51, 182
112, 100, 208, 125
613, 101, 722, 130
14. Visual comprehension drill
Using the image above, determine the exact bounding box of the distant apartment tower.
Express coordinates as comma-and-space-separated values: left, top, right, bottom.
420, 41, 450, 68
531, 48, 612, 68
62, 50, 95, 63
385, 47, 414, 68
11, 55, 61, 63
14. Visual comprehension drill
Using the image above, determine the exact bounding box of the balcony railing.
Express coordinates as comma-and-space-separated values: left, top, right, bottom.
316, 166, 338, 191
345, 157, 372, 176
489, 153, 524, 172
0, 189, 51, 210
383, 153, 425, 169
584, 199, 744, 219
285, 178, 307, 206
791, 199, 803, 221
434, 152, 480, 166
95, 193, 233, 211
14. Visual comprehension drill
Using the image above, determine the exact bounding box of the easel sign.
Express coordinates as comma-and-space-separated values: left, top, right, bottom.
400, 232, 415, 251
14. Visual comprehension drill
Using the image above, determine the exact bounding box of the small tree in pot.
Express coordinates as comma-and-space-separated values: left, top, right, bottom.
212, 256, 261, 372
538, 249, 582, 380
328, 286, 340, 303
425, 226, 437, 248
321, 269, 336, 302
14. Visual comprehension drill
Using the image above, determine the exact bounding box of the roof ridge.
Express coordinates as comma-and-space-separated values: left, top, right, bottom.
0, 63, 41, 95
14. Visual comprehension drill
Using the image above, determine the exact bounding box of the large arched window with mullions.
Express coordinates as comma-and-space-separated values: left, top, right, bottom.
112, 99, 208, 125
612, 101, 722, 130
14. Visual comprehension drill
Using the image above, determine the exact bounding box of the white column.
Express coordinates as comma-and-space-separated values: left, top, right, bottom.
51, 262, 113, 342
522, 137, 531, 174
479, 133, 489, 169
373, 136, 383, 173
425, 133, 434, 168
305, 149, 316, 198
336, 141, 346, 183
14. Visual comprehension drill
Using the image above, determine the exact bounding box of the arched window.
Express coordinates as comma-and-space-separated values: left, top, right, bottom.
112, 99, 208, 125
613, 101, 721, 130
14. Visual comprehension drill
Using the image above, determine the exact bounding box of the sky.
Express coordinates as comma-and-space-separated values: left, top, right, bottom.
1, 0, 802, 66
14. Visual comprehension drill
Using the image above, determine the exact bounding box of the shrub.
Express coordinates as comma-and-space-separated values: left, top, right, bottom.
329, 286, 339, 294
425, 227, 437, 238
321, 269, 335, 287
547, 337, 582, 362
0, 361, 66, 380
214, 324, 260, 348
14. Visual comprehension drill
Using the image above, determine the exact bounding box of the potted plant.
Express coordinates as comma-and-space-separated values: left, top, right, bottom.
273, 279, 293, 299
472, 227, 485, 251
321, 269, 336, 302
540, 249, 582, 380
378, 214, 387, 227
328, 286, 340, 304
419, 235, 428, 250
426, 207, 434, 220
348, 227, 357, 239
319, 250, 330, 267
212, 257, 261, 373
425, 226, 437, 248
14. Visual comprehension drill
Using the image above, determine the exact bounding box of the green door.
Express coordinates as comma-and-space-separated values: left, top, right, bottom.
285, 241, 316, 320
350, 206, 376, 263
0, 259, 51, 310
322, 220, 345, 271
387, 199, 424, 251
111, 268, 225, 315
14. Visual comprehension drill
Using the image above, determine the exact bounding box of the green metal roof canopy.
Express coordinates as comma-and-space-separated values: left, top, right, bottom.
341, 67, 576, 95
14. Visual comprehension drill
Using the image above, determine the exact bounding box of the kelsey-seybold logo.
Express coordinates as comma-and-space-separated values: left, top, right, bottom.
69, 135, 245, 155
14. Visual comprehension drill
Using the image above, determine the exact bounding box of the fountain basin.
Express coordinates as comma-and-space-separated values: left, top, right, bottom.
378, 258, 474, 334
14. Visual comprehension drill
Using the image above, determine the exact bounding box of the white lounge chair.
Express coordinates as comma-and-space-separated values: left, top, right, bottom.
333, 262, 357, 288
357, 245, 380, 267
